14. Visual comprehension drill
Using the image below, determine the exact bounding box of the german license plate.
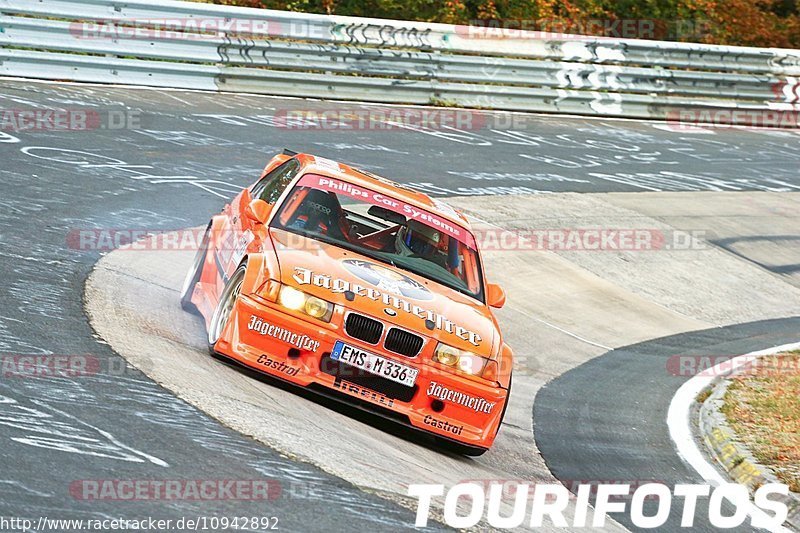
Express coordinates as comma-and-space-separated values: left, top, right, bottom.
331, 341, 418, 387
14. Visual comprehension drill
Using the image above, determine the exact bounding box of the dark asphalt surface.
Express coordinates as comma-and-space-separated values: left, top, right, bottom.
0, 80, 454, 532
1, 78, 799, 531
534, 318, 800, 532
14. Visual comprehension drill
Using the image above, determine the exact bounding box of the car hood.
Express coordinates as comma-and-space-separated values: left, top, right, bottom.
269, 228, 497, 355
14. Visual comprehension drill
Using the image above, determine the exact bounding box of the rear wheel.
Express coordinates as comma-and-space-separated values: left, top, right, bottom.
207, 264, 246, 354
180, 222, 211, 314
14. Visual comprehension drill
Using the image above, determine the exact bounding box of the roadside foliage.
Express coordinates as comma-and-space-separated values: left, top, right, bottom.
210, 0, 800, 48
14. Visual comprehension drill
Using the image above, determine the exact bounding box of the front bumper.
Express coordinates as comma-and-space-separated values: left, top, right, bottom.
213, 294, 509, 451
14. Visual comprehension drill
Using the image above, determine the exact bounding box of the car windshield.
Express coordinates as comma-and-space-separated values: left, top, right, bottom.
271, 173, 484, 301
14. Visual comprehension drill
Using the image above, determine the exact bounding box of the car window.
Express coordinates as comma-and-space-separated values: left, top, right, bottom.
251, 159, 301, 204
272, 174, 484, 302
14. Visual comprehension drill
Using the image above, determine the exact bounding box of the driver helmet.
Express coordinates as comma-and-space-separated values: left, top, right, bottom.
396, 220, 442, 258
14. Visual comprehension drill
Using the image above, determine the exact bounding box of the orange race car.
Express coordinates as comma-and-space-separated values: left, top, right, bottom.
181, 150, 513, 455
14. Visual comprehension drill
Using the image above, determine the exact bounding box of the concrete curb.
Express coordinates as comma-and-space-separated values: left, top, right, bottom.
699, 377, 800, 531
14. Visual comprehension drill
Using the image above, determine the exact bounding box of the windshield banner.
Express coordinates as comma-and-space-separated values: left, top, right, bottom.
297, 174, 476, 249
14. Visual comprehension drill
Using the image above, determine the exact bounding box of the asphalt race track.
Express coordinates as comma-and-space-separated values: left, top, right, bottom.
0, 82, 449, 531
536, 318, 800, 532
1, 78, 799, 531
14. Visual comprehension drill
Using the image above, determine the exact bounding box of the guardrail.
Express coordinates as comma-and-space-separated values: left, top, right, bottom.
2, 0, 800, 124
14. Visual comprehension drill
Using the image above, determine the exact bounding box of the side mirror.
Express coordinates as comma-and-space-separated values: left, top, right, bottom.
486, 283, 506, 309
244, 199, 272, 225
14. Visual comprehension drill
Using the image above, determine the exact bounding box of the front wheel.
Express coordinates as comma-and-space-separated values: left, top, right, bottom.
493, 372, 512, 439
207, 264, 246, 354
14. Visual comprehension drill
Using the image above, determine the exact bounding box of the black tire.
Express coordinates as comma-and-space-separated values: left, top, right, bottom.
435, 437, 488, 457
180, 222, 211, 314
207, 264, 246, 355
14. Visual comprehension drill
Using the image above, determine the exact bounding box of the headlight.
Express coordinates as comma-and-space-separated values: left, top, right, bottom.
304, 296, 329, 319
433, 343, 490, 377
279, 285, 306, 310
278, 285, 333, 322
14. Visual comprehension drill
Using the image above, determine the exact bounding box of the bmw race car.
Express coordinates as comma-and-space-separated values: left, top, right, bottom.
181, 150, 512, 455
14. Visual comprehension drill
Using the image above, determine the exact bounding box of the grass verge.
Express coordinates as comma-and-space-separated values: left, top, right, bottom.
721, 351, 800, 492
